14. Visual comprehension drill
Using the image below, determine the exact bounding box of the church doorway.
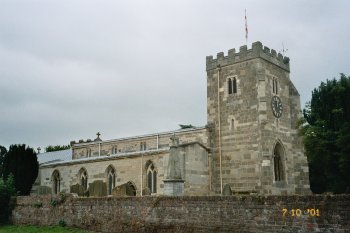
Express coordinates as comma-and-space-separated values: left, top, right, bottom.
273, 142, 285, 182
52, 170, 60, 194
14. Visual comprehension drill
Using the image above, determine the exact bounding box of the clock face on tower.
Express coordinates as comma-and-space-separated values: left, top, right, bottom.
271, 96, 283, 118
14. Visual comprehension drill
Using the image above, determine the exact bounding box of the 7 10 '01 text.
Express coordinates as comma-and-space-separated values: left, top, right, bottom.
282, 208, 320, 217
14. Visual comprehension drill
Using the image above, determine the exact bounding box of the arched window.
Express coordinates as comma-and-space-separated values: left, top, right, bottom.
146, 162, 157, 193
52, 170, 60, 194
228, 78, 232, 94
273, 142, 285, 181
140, 142, 147, 151
86, 148, 91, 157
232, 77, 237, 94
79, 167, 88, 190
112, 146, 118, 154
273, 77, 278, 94
106, 165, 116, 195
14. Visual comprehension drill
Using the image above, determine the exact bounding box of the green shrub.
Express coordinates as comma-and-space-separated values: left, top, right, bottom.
0, 175, 16, 224
58, 219, 66, 227
32, 202, 43, 208
50, 193, 66, 207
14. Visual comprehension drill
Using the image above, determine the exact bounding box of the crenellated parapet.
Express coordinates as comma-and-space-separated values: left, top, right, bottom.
206, 41, 290, 72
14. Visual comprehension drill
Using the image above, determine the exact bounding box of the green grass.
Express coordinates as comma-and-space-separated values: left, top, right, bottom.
0, 225, 94, 233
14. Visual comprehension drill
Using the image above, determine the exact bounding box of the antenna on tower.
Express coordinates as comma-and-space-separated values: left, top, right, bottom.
280, 42, 288, 56
245, 9, 248, 46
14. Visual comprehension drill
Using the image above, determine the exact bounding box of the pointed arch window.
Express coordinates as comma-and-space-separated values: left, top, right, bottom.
106, 165, 116, 195
52, 170, 60, 194
147, 162, 157, 193
79, 168, 88, 190
273, 142, 285, 181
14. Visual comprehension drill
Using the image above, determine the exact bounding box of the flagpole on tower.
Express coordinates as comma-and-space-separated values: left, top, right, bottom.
245, 9, 248, 46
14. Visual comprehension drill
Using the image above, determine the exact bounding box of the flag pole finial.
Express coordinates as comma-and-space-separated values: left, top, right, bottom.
245, 9, 248, 46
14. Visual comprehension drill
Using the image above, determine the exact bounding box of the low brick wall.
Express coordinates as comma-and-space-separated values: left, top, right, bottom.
11, 195, 350, 232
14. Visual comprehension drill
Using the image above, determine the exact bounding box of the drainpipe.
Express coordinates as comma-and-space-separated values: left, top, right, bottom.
140, 153, 143, 196
217, 66, 223, 195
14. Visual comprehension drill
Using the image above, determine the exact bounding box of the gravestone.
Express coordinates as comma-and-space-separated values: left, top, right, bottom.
112, 182, 136, 197
223, 184, 232, 196
70, 183, 85, 196
142, 187, 151, 196
36, 186, 52, 195
88, 180, 107, 197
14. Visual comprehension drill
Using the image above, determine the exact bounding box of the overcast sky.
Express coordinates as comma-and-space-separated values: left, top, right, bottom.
1, 0, 349, 151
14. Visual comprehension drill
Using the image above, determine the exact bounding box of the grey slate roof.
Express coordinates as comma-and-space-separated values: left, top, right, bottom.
37, 149, 72, 165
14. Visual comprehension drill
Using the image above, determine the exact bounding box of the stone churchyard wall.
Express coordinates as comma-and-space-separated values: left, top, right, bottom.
12, 194, 350, 233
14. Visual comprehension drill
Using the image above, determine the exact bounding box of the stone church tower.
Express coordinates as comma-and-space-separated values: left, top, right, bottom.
206, 41, 310, 195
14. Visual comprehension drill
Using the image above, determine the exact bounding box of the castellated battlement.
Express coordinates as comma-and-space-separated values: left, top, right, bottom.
206, 41, 290, 72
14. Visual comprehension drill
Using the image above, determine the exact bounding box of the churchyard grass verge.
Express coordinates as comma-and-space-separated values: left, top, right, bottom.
0, 225, 94, 233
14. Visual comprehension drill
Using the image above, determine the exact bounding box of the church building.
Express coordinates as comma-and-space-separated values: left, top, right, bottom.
37, 41, 310, 196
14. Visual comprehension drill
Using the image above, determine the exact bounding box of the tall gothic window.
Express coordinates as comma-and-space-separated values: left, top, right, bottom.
273, 142, 285, 181
52, 170, 60, 194
273, 77, 278, 94
106, 165, 116, 195
79, 168, 88, 190
147, 162, 157, 193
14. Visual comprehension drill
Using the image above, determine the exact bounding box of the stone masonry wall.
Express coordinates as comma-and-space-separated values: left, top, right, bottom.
12, 195, 350, 233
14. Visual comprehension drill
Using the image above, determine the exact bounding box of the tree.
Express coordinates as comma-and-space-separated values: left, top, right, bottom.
45, 144, 71, 152
2, 144, 39, 195
0, 146, 7, 178
301, 73, 350, 193
179, 124, 195, 129
0, 175, 16, 224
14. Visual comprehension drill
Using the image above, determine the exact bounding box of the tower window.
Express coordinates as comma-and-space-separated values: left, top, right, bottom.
232, 77, 237, 94
228, 77, 237, 95
273, 77, 278, 94
228, 78, 232, 94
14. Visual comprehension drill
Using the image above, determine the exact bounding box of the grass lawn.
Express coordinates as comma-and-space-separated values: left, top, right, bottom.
0, 225, 95, 233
